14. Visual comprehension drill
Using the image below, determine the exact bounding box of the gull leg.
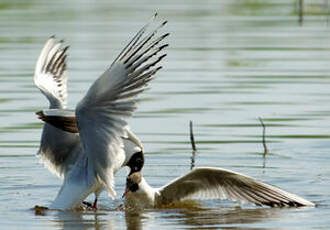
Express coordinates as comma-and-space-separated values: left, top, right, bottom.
93, 198, 98, 209
92, 189, 101, 209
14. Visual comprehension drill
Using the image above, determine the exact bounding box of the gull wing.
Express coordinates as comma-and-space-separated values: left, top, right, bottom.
34, 38, 80, 178
36, 108, 144, 180
36, 109, 81, 178
34, 36, 69, 109
75, 16, 169, 198
157, 167, 315, 207
36, 109, 78, 133
36, 109, 144, 152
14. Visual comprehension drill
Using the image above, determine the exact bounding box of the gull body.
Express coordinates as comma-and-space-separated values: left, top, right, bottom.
34, 15, 168, 210
124, 167, 315, 209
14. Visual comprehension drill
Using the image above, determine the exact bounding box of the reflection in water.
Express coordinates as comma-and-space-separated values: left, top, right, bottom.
125, 210, 144, 230
124, 205, 284, 230
53, 210, 108, 230
32, 203, 312, 230
175, 207, 279, 230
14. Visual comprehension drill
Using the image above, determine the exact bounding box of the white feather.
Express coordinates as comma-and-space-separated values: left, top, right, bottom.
34, 37, 68, 109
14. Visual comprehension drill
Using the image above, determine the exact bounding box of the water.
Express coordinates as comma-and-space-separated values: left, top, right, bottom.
0, 0, 330, 229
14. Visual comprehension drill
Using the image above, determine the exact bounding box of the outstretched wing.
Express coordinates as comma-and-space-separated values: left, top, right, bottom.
35, 38, 80, 178
158, 167, 315, 207
76, 15, 169, 198
34, 36, 68, 109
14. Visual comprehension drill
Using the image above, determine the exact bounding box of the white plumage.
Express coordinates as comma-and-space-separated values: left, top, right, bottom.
124, 167, 315, 209
34, 15, 169, 209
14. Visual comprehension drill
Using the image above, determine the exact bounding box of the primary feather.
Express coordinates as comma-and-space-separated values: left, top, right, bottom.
34, 36, 68, 109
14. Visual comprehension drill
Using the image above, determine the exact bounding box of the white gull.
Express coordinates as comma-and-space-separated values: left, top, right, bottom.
34, 15, 169, 210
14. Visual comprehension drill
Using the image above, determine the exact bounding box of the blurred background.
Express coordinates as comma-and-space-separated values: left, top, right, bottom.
0, 0, 330, 229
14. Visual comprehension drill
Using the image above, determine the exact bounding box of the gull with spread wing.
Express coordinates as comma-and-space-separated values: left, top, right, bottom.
124, 167, 315, 209
35, 35, 145, 210
35, 15, 169, 210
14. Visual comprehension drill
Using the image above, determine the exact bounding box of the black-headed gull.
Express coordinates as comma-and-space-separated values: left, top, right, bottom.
124, 167, 315, 209
35, 14, 169, 210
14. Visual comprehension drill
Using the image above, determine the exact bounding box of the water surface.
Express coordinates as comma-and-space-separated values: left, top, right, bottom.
0, 0, 330, 229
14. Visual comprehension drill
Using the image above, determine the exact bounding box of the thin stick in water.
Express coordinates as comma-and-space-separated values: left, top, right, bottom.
189, 120, 197, 170
298, 0, 304, 25
259, 117, 268, 157
325, 0, 330, 26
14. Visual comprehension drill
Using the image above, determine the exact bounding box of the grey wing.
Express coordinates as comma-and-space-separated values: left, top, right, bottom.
36, 109, 144, 152
76, 16, 169, 197
34, 36, 69, 109
34, 38, 81, 177
36, 109, 81, 178
158, 167, 315, 207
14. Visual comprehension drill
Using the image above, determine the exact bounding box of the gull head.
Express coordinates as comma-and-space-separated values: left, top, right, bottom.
125, 151, 145, 175
123, 171, 142, 197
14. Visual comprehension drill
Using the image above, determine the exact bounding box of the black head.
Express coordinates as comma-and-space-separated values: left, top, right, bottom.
123, 172, 142, 197
126, 178, 139, 192
126, 151, 144, 175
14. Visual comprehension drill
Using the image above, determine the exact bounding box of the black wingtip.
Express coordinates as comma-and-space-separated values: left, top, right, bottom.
36, 110, 42, 116
159, 44, 169, 50
155, 66, 163, 72
162, 20, 168, 26
35, 110, 45, 121
159, 53, 167, 61
63, 45, 70, 52
162, 33, 170, 39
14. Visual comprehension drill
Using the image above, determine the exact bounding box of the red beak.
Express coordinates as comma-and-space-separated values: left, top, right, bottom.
122, 188, 129, 198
